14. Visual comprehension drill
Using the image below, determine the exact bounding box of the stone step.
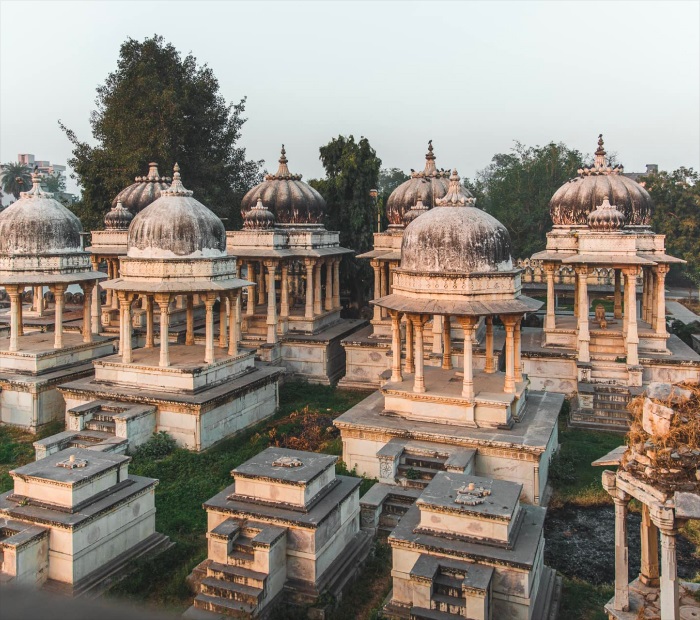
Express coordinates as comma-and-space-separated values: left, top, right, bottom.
397, 464, 441, 481
91, 413, 114, 422
398, 477, 430, 490
378, 513, 401, 531
569, 412, 630, 432
434, 573, 463, 590
193, 593, 255, 618
207, 562, 266, 589
383, 499, 413, 516
410, 607, 461, 620
593, 385, 631, 395
401, 454, 447, 469
85, 420, 116, 433
201, 577, 263, 605
431, 591, 466, 611
228, 550, 254, 566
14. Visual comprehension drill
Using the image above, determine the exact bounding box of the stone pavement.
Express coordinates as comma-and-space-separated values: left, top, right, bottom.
666, 300, 700, 325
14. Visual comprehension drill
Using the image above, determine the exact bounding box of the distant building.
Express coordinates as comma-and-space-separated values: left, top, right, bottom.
17, 153, 66, 177
623, 163, 658, 184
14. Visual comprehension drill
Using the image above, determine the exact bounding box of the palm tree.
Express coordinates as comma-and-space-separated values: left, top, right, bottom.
1, 162, 33, 199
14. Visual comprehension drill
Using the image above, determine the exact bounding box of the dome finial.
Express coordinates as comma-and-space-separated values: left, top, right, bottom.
147, 162, 161, 181
435, 169, 476, 207
161, 163, 193, 197
594, 134, 607, 168
22, 171, 52, 199
426, 140, 435, 160
272, 144, 294, 179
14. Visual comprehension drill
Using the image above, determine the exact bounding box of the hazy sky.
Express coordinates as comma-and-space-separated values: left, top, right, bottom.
1, 1, 699, 196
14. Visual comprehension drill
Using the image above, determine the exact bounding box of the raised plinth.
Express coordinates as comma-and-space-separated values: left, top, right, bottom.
0, 332, 116, 374
93, 346, 255, 393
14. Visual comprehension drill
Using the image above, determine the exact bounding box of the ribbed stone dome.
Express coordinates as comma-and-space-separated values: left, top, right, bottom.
0, 173, 83, 256
587, 196, 626, 231
104, 200, 134, 230
127, 165, 226, 259
241, 146, 326, 226
112, 162, 171, 214
550, 135, 653, 227
401, 170, 512, 274
386, 141, 451, 226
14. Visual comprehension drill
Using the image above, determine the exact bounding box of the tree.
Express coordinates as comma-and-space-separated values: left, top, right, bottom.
471, 142, 584, 258
377, 167, 410, 230
60, 35, 262, 230
309, 136, 382, 312
41, 171, 66, 194
644, 167, 700, 288
0, 162, 32, 199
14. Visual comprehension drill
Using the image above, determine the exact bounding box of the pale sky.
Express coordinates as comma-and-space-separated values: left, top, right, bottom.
1, 0, 699, 196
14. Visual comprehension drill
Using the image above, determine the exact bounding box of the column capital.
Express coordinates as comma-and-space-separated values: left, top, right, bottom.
574, 264, 589, 276
543, 261, 557, 274
4, 284, 21, 296
623, 265, 640, 277
50, 283, 68, 295
409, 313, 430, 327
154, 293, 172, 308
263, 259, 278, 270
500, 314, 518, 329
655, 263, 670, 276
388, 309, 403, 321
650, 503, 676, 532
456, 316, 477, 330
202, 292, 218, 306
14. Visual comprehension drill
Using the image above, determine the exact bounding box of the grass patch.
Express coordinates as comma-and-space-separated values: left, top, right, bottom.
559, 577, 613, 620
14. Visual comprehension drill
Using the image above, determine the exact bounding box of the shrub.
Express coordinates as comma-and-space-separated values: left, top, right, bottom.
131, 431, 178, 461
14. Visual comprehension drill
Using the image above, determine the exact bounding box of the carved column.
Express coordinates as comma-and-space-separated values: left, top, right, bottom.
17, 289, 23, 336
576, 266, 590, 363
371, 260, 381, 322
379, 262, 386, 319
305, 259, 315, 319
655, 265, 668, 336
145, 295, 154, 348
119, 293, 133, 364
659, 527, 679, 620
91, 279, 101, 336
204, 294, 216, 364
544, 263, 556, 330
52, 284, 66, 349
389, 310, 403, 383
484, 316, 495, 373
257, 262, 265, 305
33, 285, 43, 314
156, 294, 171, 368
573, 272, 579, 318
458, 317, 476, 400
280, 262, 289, 334
639, 504, 660, 587
324, 259, 333, 311
6, 286, 20, 352
432, 315, 443, 357
412, 315, 428, 394
246, 262, 255, 317
228, 291, 239, 357
514, 317, 523, 383
614, 269, 622, 319
185, 295, 194, 346
442, 315, 452, 370
613, 494, 630, 612
81, 282, 94, 343
110, 260, 119, 310
265, 261, 278, 345
333, 259, 341, 310
405, 318, 414, 374
314, 260, 322, 316
533, 465, 540, 505
625, 268, 639, 366
502, 316, 516, 394
650, 270, 658, 327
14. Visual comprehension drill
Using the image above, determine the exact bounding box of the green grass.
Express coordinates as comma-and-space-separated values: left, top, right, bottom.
559, 577, 614, 620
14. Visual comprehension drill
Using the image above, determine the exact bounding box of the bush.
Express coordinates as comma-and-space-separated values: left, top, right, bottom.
131, 431, 178, 461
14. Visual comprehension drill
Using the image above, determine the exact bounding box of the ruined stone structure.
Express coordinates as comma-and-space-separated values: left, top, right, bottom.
594, 382, 700, 619
0, 448, 169, 595
524, 135, 700, 431
335, 171, 562, 515
382, 471, 560, 619
49, 165, 282, 452
185, 447, 371, 618
0, 174, 116, 430
227, 147, 365, 384
340, 142, 495, 390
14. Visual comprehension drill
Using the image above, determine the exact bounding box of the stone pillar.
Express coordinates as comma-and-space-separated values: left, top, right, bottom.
442, 315, 452, 370
246, 262, 255, 317
110, 260, 119, 310
379, 262, 386, 319
91, 273, 101, 335
533, 465, 540, 505
371, 260, 381, 322
219, 295, 228, 349
412, 315, 427, 393
81, 282, 94, 343
655, 265, 668, 336
545, 263, 556, 330
280, 262, 289, 321
625, 268, 639, 366
314, 260, 322, 315
204, 294, 216, 364
144, 295, 154, 348
576, 266, 590, 363
324, 260, 333, 311
405, 318, 415, 374
156, 294, 171, 368
305, 260, 315, 319
459, 317, 475, 400
389, 310, 403, 383
7, 286, 20, 352
639, 504, 660, 587
613, 494, 630, 612
119, 293, 133, 364
514, 317, 523, 383
257, 262, 266, 305
573, 272, 579, 318
33, 285, 43, 315
52, 285, 66, 349
265, 261, 278, 345
614, 269, 622, 319
659, 528, 679, 620
502, 316, 516, 394
485, 316, 495, 373
228, 292, 239, 357
185, 295, 194, 346
650, 270, 658, 327
333, 259, 341, 310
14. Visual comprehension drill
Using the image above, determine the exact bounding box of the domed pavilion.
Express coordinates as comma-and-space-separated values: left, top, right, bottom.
0, 173, 115, 431
335, 170, 562, 511
54, 166, 283, 452
227, 146, 364, 384
525, 135, 698, 431
341, 142, 454, 389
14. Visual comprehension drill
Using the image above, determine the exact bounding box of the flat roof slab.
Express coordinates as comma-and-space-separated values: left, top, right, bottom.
233, 447, 336, 485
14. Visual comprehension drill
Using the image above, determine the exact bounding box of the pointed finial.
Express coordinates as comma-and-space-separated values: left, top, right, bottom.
173, 163, 180, 178
147, 162, 161, 180
160, 163, 193, 197
596, 134, 605, 153
594, 134, 607, 168
435, 169, 476, 207
279, 144, 287, 164
425, 139, 435, 161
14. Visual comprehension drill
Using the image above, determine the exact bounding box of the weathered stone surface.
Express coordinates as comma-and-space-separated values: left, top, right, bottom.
646, 382, 694, 404
642, 397, 675, 436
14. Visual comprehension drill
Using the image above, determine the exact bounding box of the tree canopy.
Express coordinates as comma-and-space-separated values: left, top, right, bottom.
645, 167, 700, 286
309, 135, 381, 311
471, 142, 584, 258
41, 171, 66, 194
60, 35, 261, 230
1, 162, 32, 199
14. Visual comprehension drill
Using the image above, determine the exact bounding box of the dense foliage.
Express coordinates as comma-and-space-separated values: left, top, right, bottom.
471, 142, 584, 258
309, 135, 382, 311
644, 167, 700, 287
0, 162, 32, 199
376, 167, 410, 231
60, 35, 261, 230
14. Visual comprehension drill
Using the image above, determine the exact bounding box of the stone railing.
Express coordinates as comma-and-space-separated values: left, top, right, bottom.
516, 258, 616, 286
